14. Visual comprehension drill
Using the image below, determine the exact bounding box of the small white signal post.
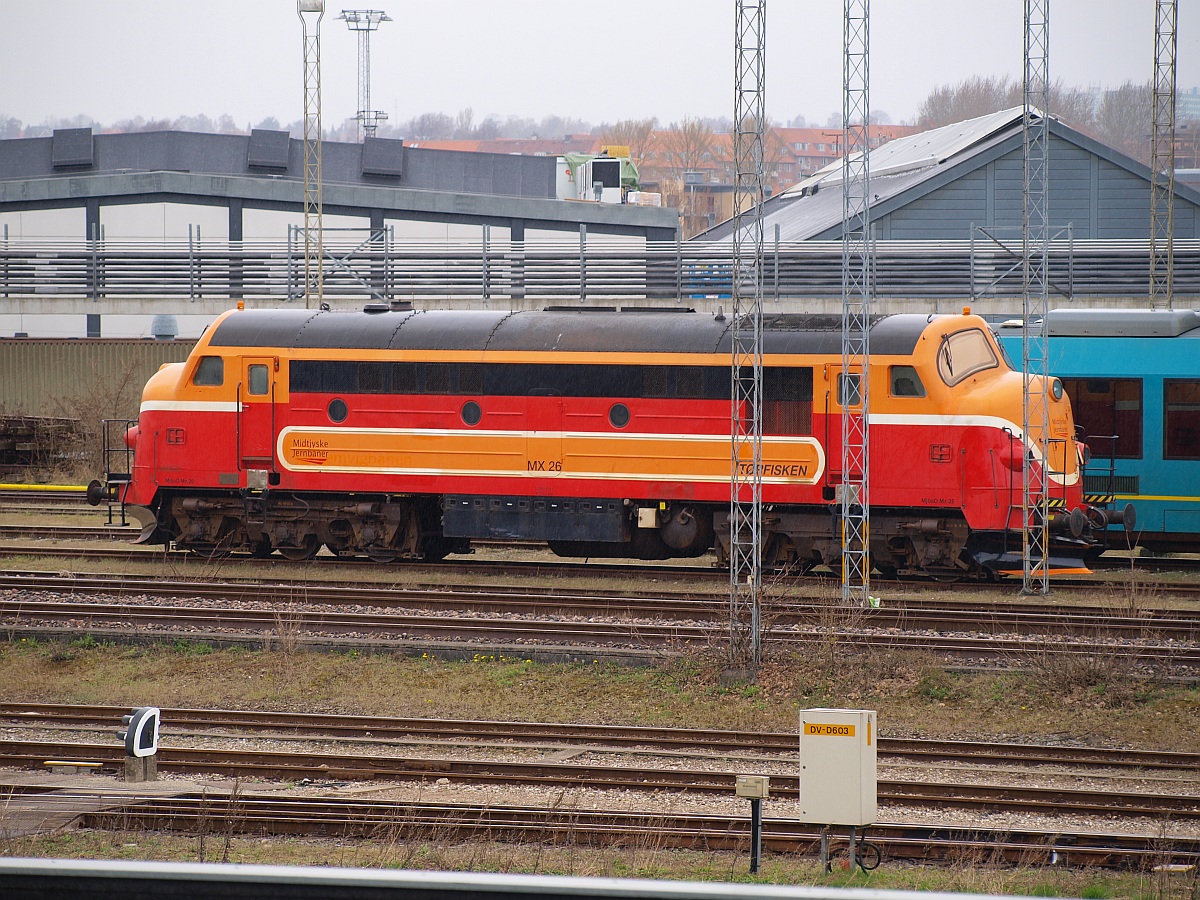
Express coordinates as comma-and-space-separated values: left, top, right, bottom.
800, 708, 877, 869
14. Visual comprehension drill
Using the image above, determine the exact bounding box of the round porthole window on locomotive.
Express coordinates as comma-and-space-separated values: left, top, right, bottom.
327, 398, 348, 423
461, 400, 482, 426
609, 403, 630, 428
1051, 378, 1064, 400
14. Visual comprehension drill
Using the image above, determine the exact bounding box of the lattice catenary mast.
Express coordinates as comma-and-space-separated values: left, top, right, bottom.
339, 9, 391, 141
840, 0, 871, 607
1021, 0, 1051, 595
298, 0, 325, 310
729, 0, 766, 669
1150, 0, 1178, 310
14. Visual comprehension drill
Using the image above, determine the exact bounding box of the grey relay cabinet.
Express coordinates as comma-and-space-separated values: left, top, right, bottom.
799, 708, 877, 826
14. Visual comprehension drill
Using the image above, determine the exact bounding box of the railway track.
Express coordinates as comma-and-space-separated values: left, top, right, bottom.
4, 784, 1194, 869
5, 594, 1200, 665
2, 570, 1199, 666
3, 738, 1199, 822
6, 702, 1199, 772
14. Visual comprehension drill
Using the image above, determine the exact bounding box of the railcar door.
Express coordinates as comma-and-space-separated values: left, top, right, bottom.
238, 357, 276, 471
821, 362, 864, 491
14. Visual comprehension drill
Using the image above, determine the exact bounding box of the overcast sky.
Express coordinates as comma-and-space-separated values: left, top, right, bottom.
2, 1, 1197, 131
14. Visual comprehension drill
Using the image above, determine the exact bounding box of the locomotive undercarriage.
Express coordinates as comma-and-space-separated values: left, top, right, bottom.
138, 488, 1093, 578
713, 506, 980, 578
155, 491, 465, 561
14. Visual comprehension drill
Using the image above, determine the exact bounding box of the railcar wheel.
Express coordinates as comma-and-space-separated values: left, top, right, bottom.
279, 535, 320, 561
928, 570, 964, 583
189, 540, 232, 560
364, 545, 399, 563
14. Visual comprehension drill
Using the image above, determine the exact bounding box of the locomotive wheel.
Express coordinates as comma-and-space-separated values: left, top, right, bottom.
190, 542, 231, 560
364, 544, 399, 563
278, 535, 320, 561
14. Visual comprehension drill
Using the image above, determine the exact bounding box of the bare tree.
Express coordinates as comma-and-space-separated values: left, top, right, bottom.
406, 112, 455, 139
656, 117, 716, 174
453, 108, 475, 139
916, 75, 1020, 129
600, 118, 657, 159
1095, 80, 1152, 164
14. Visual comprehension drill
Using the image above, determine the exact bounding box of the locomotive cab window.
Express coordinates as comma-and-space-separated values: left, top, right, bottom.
937, 328, 999, 387
890, 365, 926, 397
247, 364, 269, 396
192, 355, 224, 387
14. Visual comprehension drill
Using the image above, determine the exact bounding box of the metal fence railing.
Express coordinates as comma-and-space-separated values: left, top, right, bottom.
0, 236, 1196, 303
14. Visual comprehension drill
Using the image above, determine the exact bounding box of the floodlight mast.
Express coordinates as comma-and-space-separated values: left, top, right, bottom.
339, 9, 392, 141
298, 0, 325, 310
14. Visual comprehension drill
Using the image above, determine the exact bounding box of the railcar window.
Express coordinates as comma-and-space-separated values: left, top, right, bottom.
1062, 378, 1142, 459
890, 365, 926, 397
1164, 379, 1200, 461
192, 356, 224, 386
763, 367, 814, 434
937, 328, 999, 386
247, 364, 269, 396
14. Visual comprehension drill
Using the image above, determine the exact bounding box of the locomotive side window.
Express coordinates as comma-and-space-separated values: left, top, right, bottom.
763, 367, 814, 434
192, 355, 224, 386
1062, 378, 1142, 459
290, 360, 731, 400
890, 365, 926, 397
1164, 379, 1200, 461
937, 328, 998, 387
247, 364, 269, 396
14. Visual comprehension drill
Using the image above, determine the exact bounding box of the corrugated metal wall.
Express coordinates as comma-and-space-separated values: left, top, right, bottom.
0, 339, 193, 418
878, 135, 1199, 241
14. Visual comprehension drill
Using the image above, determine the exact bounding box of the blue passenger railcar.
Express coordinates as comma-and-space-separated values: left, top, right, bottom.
998, 309, 1200, 553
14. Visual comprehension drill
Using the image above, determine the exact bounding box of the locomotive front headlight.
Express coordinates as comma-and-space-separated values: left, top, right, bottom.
1051, 378, 1063, 400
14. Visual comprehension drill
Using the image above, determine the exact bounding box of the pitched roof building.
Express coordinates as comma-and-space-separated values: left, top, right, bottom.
698, 108, 1200, 243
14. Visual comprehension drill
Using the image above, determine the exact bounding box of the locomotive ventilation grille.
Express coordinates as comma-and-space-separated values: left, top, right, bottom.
1083, 474, 1140, 498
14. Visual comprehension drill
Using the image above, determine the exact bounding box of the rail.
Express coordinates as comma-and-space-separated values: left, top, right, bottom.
2, 237, 1198, 303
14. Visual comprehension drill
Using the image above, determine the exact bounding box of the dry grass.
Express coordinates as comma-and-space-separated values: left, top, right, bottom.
1, 636, 1196, 749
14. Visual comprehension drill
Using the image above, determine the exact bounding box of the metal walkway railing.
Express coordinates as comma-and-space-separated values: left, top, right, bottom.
1, 236, 1196, 302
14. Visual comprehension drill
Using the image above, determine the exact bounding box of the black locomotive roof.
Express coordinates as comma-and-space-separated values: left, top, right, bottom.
207, 308, 929, 356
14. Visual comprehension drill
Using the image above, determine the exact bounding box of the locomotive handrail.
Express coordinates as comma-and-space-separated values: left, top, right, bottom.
1, 237, 1198, 303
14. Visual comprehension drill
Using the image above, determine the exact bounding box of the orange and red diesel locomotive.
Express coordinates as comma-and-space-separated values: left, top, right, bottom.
89, 304, 1113, 578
